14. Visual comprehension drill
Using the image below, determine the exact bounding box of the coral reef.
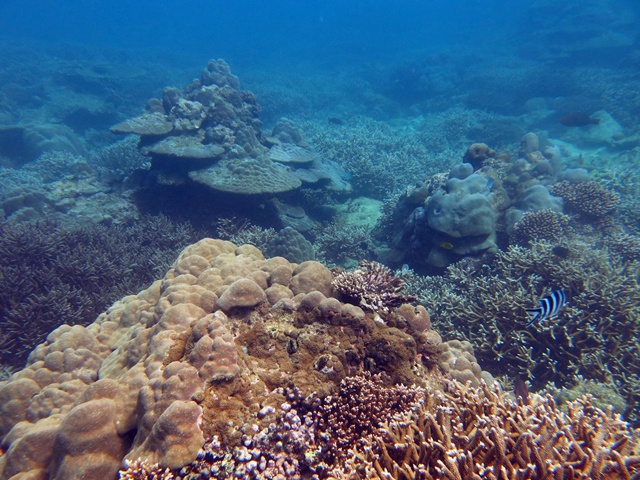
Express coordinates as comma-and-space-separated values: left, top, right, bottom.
119, 376, 640, 479
89, 136, 150, 183
0, 150, 138, 224
332, 260, 417, 314
510, 208, 571, 245
340, 381, 640, 479
0, 239, 446, 479
390, 163, 498, 269
0, 216, 206, 368
312, 220, 373, 267
413, 240, 640, 423
383, 132, 623, 270
552, 180, 620, 218
112, 60, 349, 197
265, 226, 315, 263
303, 115, 437, 199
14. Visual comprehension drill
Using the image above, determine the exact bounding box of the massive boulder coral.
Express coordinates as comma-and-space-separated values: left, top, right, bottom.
392, 163, 499, 269
0, 239, 456, 479
384, 132, 618, 270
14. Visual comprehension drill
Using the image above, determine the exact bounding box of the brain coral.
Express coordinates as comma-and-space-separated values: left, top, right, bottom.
0, 239, 446, 479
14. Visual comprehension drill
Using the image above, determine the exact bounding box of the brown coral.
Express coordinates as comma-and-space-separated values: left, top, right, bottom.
340, 381, 640, 479
332, 260, 417, 314
119, 377, 640, 480
0, 239, 437, 479
511, 209, 570, 245
552, 180, 620, 217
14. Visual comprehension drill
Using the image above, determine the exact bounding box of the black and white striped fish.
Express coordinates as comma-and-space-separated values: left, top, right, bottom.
526, 290, 568, 326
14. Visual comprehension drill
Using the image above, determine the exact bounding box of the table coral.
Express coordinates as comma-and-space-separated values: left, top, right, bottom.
111, 59, 348, 196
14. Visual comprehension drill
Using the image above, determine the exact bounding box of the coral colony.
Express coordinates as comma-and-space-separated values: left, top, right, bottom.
2, 57, 640, 480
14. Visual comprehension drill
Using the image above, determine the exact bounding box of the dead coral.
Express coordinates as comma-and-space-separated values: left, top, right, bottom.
332, 260, 417, 313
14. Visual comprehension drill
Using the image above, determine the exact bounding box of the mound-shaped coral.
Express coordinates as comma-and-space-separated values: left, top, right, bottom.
0, 239, 449, 479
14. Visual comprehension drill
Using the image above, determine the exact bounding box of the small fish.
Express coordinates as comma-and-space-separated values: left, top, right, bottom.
526, 289, 567, 326
486, 177, 494, 191
513, 377, 530, 406
439, 241, 454, 250
559, 112, 600, 127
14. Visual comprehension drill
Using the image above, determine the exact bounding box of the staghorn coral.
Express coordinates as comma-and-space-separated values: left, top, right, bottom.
339, 381, 640, 479
89, 135, 150, 182
303, 115, 434, 199
332, 260, 417, 314
413, 240, 640, 424
214, 216, 277, 252
606, 231, 640, 262
0, 215, 206, 368
119, 377, 640, 480
510, 208, 571, 245
312, 220, 372, 266
552, 180, 620, 218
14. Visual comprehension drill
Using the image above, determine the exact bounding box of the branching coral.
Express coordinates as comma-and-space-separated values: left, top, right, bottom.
552, 180, 620, 218
303, 116, 433, 198
510, 209, 571, 245
332, 260, 417, 313
312, 220, 372, 266
411, 240, 640, 423
0, 215, 206, 367
214, 216, 276, 252
120, 377, 640, 480
340, 381, 640, 479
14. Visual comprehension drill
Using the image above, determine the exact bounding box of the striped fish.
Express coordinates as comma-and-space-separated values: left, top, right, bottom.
526, 290, 567, 326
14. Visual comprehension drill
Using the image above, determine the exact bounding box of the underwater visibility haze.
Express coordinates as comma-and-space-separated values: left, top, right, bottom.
1, 0, 640, 478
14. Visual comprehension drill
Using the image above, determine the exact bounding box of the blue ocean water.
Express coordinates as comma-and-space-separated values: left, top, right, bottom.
0, 0, 527, 69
